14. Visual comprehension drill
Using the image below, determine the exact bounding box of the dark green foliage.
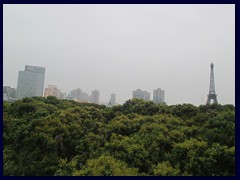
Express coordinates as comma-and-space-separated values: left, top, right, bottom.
3, 98, 235, 176
122, 99, 160, 115
169, 104, 198, 120
153, 161, 180, 176
73, 155, 139, 176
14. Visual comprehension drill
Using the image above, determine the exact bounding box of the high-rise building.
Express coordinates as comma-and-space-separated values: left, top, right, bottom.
133, 89, 142, 99
68, 88, 83, 101
153, 88, 165, 104
44, 85, 66, 99
132, 89, 150, 101
16, 65, 45, 99
109, 93, 116, 105
3, 86, 17, 101
82, 92, 90, 102
3, 92, 7, 101
67, 89, 94, 103
44, 85, 58, 97
62, 93, 67, 100
143, 91, 150, 101
91, 89, 100, 104
56, 89, 63, 99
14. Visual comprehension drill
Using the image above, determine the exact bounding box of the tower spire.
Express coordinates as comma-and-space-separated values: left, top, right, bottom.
207, 63, 218, 104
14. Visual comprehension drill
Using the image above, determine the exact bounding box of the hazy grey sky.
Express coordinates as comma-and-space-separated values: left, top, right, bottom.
3, 4, 235, 105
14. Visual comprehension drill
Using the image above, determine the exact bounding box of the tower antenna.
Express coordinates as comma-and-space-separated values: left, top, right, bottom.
206, 63, 218, 104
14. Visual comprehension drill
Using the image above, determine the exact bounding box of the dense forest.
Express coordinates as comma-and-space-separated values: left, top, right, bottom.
3, 96, 235, 176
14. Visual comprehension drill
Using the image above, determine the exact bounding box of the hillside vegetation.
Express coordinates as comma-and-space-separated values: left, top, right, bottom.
3, 96, 235, 176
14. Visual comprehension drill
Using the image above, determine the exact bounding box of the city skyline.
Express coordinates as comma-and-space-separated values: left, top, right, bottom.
3, 4, 235, 105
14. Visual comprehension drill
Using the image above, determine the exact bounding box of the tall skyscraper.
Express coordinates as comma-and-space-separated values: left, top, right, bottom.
109, 93, 116, 105
132, 89, 150, 101
91, 89, 100, 104
16, 65, 45, 99
153, 88, 165, 104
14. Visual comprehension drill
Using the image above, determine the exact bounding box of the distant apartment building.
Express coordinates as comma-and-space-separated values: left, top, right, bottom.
153, 88, 165, 104
62, 93, 67, 100
133, 89, 143, 99
109, 93, 116, 106
143, 91, 150, 101
16, 65, 45, 99
68, 88, 83, 101
67, 88, 91, 102
67, 88, 100, 104
44, 85, 66, 99
3, 92, 7, 101
44, 85, 58, 97
82, 92, 90, 102
3, 86, 17, 102
91, 89, 100, 104
132, 89, 150, 101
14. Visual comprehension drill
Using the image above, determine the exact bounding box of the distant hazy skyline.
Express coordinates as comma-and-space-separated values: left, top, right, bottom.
3, 4, 235, 105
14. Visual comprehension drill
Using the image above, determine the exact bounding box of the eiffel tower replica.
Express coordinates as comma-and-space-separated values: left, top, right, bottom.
207, 63, 218, 104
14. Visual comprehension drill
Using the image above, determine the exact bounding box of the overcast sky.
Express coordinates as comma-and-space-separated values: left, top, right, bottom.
3, 4, 235, 105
